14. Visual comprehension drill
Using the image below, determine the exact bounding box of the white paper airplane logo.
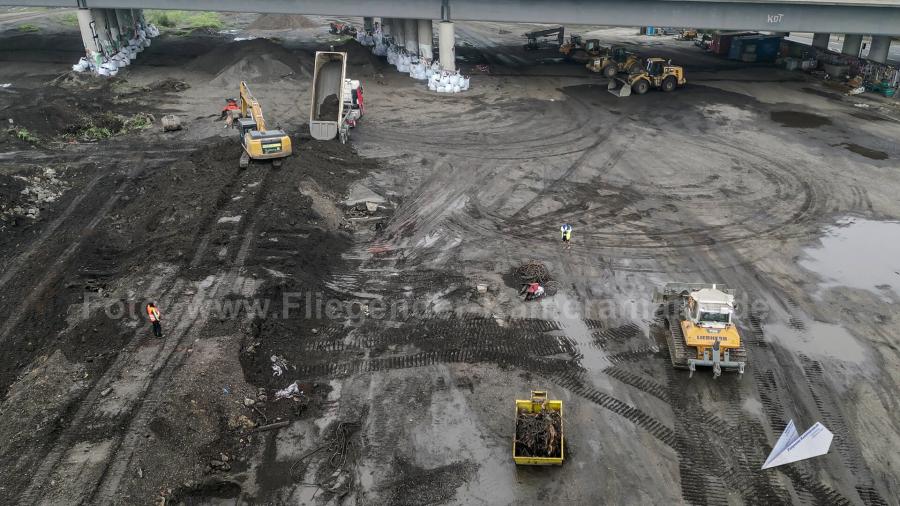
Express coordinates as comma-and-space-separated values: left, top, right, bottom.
762, 419, 834, 470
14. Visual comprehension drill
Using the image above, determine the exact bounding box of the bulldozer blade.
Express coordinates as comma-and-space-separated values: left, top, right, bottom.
607, 79, 631, 97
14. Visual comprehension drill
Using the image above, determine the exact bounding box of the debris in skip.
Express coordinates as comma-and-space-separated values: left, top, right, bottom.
513, 391, 564, 465
761, 419, 834, 469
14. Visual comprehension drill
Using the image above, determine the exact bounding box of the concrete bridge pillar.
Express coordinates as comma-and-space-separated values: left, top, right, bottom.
394, 18, 406, 47
868, 35, 891, 63
381, 17, 392, 39
90, 8, 113, 55
417, 19, 433, 61
76, 8, 102, 56
812, 33, 831, 51
114, 9, 132, 40
841, 34, 863, 57
439, 21, 455, 71
106, 9, 121, 48
404, 18, 419, 54
363, 16, 374, 33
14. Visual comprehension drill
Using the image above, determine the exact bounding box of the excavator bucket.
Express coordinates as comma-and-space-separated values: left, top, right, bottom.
608, 77, 632, 97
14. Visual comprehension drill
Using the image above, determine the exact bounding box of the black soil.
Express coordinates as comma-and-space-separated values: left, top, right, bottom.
317, 94, 340, 121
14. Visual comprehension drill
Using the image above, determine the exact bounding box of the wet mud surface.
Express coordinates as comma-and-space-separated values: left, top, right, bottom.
1, 14, 900, 506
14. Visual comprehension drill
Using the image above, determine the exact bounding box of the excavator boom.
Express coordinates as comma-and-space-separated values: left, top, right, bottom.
239, 81, 268, 132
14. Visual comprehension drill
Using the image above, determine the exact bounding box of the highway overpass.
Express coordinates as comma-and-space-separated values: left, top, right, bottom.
4, 0, 900, 35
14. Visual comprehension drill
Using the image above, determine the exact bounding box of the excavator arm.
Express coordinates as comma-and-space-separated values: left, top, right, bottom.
239, 81, 268, 132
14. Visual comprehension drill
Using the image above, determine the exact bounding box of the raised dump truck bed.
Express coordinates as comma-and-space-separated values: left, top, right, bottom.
513, 390, 564, 465
310, 51, 348, 142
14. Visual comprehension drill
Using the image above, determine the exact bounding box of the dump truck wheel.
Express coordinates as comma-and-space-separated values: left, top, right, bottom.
633, 80, 650, 95
662, 76, 677, 92
602, 64, 617, 79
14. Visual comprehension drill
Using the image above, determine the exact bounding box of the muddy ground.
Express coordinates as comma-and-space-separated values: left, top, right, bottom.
1, 9, 900, 506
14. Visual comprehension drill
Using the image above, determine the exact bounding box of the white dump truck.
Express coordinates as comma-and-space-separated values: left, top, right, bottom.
309, 51, 364, 143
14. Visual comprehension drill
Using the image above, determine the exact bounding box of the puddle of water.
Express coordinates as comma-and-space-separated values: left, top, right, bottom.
800, 217, 900, 296
842, 143, 888, 160
770, 110, 831, 128
766, 320, 866, 364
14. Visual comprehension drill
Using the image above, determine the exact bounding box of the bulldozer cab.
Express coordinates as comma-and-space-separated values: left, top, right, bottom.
686, 287, 735, 328
610, 46, 628, 61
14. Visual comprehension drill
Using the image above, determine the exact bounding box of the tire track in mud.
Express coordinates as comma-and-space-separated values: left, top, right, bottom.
18, 163, 273, 505
0, 158, 152, 347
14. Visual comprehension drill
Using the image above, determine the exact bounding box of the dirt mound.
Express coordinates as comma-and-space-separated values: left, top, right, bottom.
190, 38, 312, 87
248, 13, 319, 30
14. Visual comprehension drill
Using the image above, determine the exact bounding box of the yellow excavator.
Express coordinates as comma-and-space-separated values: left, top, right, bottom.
236, 81, 292, 169
585, 45, 641, 78
608, 58, 686, 97
654, 283, 747, 378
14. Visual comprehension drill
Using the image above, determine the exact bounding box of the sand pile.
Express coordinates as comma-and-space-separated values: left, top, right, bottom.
191, 38, 312, 87
247, 13, 320, 30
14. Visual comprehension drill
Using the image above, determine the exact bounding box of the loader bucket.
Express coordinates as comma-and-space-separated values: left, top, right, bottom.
608, 78, 631, 97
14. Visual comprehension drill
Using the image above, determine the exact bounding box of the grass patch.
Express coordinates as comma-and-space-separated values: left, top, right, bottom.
7, 126, 40, 144
67, 112, 155, 141
17, 24, 39, 32
56, 12, 78, 27
146, 10, 223, 30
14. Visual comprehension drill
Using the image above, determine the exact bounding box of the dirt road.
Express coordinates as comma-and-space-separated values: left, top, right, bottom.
0, 14, 898, 506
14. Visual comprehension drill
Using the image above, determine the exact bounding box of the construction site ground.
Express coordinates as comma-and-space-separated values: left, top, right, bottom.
1, 11, 899, 506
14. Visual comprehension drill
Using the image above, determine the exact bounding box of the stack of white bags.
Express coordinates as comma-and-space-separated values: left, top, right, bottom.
367, 25, 470, 93
72, 22, 159, 76
427, 68, 470, 93
355, 30, 375, 47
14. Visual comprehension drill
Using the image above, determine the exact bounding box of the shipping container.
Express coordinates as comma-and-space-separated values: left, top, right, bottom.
710, 31, 757, 56
728, 35, 782, 62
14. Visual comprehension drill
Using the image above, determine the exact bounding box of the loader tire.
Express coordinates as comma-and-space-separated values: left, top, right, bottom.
602, 64, 617, 79
633, 79, 650, 95
662, 76, 677, 92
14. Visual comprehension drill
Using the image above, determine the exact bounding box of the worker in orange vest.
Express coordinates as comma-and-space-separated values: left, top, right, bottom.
146, 302, 162, 337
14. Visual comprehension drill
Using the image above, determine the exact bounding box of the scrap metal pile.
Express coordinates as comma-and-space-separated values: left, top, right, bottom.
514, 406, 562, 458
516, 261, 560, 296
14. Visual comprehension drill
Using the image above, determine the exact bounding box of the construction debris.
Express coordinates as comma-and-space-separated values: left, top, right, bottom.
274, 381, 303, 400
516, 260, 550, 284
515, 406, 562, 458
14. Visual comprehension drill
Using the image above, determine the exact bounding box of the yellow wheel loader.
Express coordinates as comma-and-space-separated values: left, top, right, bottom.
585, 45, 641, 78
236, 81, 292, 169
608, 58, 686, 97
654, 283, 747, 378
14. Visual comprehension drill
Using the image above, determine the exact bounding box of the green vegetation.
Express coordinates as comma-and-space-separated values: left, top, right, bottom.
56, 12, 78, 27
122, 112, 154, 131
68, 112, 155, 142
17, 24, 39, 32
146, 10, 223, 30
7, 127, 40, 144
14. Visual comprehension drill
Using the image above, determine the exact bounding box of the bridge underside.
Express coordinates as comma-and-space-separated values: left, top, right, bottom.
5, 0, 900, 35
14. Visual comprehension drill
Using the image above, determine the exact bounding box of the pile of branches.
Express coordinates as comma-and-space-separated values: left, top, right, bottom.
290, 410, 367, 497
515, 407, 562, 458
517, 260, 550, 284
